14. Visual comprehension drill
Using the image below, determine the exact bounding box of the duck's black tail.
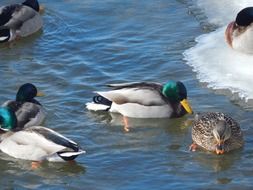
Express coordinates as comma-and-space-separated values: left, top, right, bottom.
86, 95, 112, 111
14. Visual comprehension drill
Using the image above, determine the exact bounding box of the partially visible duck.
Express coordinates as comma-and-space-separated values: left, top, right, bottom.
0, 107, 85, 162
225, 7, 253, 54
2, 83, 46, 129
86, 81, 193, 128
190, 112, 244, 155
0, 0, 43, 43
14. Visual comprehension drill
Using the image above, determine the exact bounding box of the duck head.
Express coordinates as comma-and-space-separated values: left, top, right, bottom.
212, 120, 231, 155
162, 81, 193, 114
22, 0, 40, 12
225, 7, 253, 53
0, 107, 17, 132
16, 83, 44, 103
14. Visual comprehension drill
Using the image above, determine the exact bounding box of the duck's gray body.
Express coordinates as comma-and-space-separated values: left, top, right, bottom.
2, 100, 46, 129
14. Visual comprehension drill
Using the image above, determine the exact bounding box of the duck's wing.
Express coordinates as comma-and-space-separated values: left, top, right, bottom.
26, 126, 85, 160
107, 82, 161, 90
192, 112, 217, 148
24, 126, 81, 152
0, 4, 18, 27
97, 82, 166, 106
2, 101, 45, 128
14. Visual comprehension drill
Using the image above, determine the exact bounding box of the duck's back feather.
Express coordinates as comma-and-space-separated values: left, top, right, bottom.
97, 82, 166, 106
25, 126, 79, 151
107, 82, 162, 90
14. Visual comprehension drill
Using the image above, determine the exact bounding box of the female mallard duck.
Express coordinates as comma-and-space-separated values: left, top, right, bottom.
86, 81, 193, 120
0, 107, 85, 162
2, 83, 46, 129
225, 7, 253, 54
190, 112, 244, 155
0, 0, 43, 43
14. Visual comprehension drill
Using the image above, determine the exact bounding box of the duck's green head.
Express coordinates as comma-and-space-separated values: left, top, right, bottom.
0, 107, 17, 131
16, 83, 44, 102
162, 81, 193, 114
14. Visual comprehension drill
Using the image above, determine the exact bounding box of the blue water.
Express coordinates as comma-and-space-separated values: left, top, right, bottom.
1, 0, 253, 189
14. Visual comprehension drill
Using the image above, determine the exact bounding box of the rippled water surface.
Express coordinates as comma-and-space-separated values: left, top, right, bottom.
1, 0, 253, 189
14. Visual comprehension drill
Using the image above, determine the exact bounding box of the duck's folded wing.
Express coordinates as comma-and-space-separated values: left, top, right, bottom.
107, 82, 162, 90
1, 5, 36, 30
24, 126, 81, 152
97, 83, 166, 106
0, 4, 18, 26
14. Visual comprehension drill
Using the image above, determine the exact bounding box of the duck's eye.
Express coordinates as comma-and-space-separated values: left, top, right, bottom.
178, 92, 186, 100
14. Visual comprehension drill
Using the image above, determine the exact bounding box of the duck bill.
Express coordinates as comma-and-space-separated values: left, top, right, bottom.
215, 142, 225, 155
39, 5, 45, 14
225, 21, 235, 47
180, 99, 193, 114
36, 91, 45, 97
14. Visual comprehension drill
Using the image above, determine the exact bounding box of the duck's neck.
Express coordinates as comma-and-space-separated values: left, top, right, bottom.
16, 97, 41, 106
170, 102, 187, 117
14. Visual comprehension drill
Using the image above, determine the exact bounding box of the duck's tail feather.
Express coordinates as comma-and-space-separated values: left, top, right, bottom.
57, 150, 86, 161
0, 29, 10, 43
86, 95, 112, 111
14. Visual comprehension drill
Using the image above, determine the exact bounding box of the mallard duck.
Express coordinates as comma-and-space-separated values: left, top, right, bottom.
2, 83, 46, 129
0, 0, 43, 43
86, 81, 193, 128
225, 7, 253, 54
0, 107, 85, 162
190, 112, 244, 155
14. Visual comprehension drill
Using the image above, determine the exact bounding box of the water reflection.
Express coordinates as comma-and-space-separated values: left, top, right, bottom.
191, 149, 242, 172
0, 152, 86, 177
87, 111, 193, 132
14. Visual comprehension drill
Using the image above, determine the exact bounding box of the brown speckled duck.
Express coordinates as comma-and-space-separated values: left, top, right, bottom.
190, 112, 244, 155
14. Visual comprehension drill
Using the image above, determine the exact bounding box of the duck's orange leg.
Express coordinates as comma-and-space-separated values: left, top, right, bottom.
189, 143, 198, 152
122, 116, 130, 132
31, 161, 42, 169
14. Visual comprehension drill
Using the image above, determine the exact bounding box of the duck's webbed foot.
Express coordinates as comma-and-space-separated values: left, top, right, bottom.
189, 143, 198, 152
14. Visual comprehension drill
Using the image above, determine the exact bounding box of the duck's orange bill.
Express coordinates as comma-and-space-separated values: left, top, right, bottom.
215, 142, 225, 155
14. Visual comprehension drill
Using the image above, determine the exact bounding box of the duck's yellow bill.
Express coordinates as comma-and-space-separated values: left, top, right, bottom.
180, 99, 193, 114
36, 91, 45, 97
39, 5, 45, 14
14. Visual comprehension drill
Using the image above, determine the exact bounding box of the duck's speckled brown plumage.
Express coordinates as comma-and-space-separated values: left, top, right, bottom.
192, 112, 243, 153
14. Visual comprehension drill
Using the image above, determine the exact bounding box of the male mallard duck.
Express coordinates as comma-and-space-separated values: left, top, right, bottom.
190, 112, 244, 155
225, 7, 253, 54
2, 83, 46, 129
0, 0, 43, 43
0, 107, 85, 162
86, 81, 193, 127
